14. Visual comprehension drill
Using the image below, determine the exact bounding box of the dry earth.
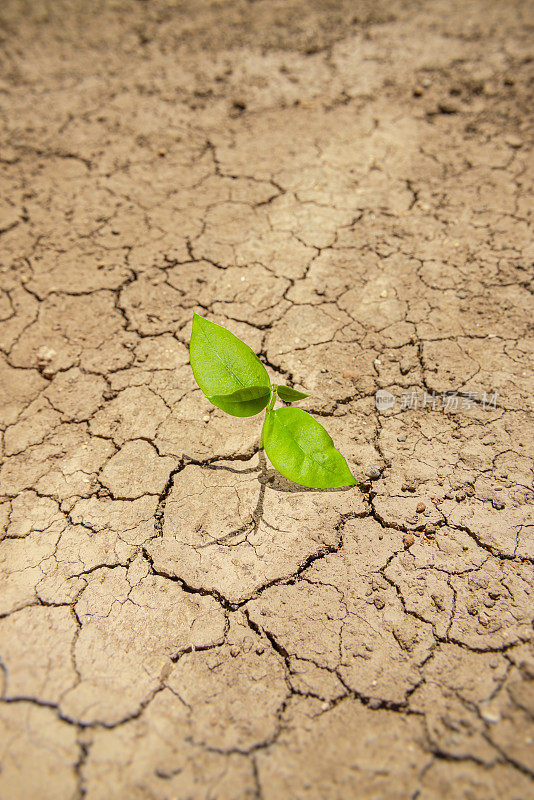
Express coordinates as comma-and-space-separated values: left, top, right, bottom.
1, 1, 533, 798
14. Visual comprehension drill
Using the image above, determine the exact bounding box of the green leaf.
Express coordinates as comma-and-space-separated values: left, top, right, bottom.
208, 385, 271, 417
276, 385, 309, 403
190, 314, 270, 402
262, 407, 356, 489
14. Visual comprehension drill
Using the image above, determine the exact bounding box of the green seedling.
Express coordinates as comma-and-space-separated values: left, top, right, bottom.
190, 314, 357, 489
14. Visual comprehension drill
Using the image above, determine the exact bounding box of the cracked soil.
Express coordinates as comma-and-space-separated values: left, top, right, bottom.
0, 1, 533, 798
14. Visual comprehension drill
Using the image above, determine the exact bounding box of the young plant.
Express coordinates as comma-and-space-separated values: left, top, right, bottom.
189, 314, 357, 489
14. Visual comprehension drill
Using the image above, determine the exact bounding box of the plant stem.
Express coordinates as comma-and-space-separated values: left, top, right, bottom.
266, 385, 278, 413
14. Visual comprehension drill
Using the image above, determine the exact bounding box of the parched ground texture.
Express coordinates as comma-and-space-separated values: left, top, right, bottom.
0, 1, 533, 798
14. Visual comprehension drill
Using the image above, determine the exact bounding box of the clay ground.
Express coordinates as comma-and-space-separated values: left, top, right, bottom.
0, 0, 533, 798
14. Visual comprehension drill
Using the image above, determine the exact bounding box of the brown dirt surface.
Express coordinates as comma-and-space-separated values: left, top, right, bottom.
1, 1, 533, 798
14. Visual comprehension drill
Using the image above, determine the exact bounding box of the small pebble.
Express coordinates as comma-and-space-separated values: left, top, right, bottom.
403, 534, 415, 548
255, 645, 264, 655
365, 466, 382, 479
37, 345, 56, 365
438, 100, 460, 114
397, 435, 407, 442
203, 414, 210, 422
480, 704, 501, 724
504, 134, 522, 148
416, 502, 426, 513
373, 596, 385, 609
492, 499, 505, 510
229, 647, 239, 658
367, 698, 382, 709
